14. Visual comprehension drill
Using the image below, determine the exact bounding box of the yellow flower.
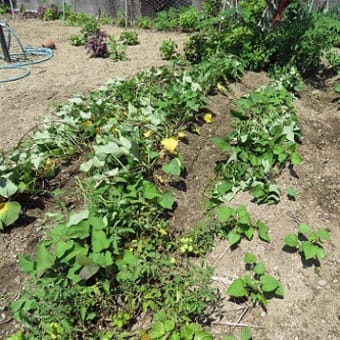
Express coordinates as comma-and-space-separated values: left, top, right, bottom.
144, 130, 152, 138
217, 82, 228, 95
154, 174, 165, 184
159, 228, 168, 236
203, 113, 213, 123
190, 124, 200, 135
81, 120, 92, 128
161, 137, 178, 154
177, 131, 186, 138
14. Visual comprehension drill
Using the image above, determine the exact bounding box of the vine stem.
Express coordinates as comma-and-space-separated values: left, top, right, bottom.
212, 320, 264, 329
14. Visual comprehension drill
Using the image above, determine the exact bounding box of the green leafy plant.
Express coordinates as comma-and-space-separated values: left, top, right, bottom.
178, 6, 200, 32
119, 31, 139, 45
210, 82, 302, 206
159, 39, 178, 60
270, 64, 304, 93
214, 205, 270, 247
116, 9, 129, 27
6, 61, 225, 338
69, 34, 86, 46
153, 8, 179, 31
0, 3, 9, 15
283, 223, 330, 272
136, 16, 153, 29
0, 176, 21, 230
161, 153, 184, 177
80, 18, 100, 40
37, 4, 59, 21
227, 253, 284, 308
287, 187, 298, 200
107, 36, 127, 61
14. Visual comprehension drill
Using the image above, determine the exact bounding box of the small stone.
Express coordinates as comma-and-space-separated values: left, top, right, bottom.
318, 279, 327, 286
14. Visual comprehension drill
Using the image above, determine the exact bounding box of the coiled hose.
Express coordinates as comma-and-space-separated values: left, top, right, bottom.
0, 21, 53, 83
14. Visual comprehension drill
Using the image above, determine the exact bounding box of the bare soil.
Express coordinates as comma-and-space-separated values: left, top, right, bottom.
1, 17, 339, 340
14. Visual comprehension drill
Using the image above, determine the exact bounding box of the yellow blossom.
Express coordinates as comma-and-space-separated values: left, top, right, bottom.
203, 113, 213, 123
144, 130, 152, 138
161, 137, 178, 154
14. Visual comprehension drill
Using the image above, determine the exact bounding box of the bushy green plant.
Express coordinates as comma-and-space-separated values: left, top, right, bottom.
0, 3, 9, 15
153, 7, 178, 31
116, 9, 129, 27
136, 16, 153, 29
119, 31, 139, 45
159, 39, 178, 60
69, 34, 86, 46
210, 82, 302, 206
107, 35, 127, 61
178, 6, 200, 32
64, 12, 93, 26
80, 17, 100, 40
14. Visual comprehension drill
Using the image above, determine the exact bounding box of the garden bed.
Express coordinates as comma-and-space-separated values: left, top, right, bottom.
0, 15, 340, 340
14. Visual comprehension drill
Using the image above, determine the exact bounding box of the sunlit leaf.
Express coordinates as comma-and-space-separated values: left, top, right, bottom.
301, 242, 319, 260
291, 152, 302, 166
143, 181, 161, 199
227, 231, 241, 246
0, 177, 18, 198
287, 187, 297, 199
159, 190, 175, 210
240, 326, 252, 340
254, 263, 265, 275
298, 223, 312, 235
227, 278, 247, 297
244, 252, 257, 265
283, 234, 298, 248
36, 243, 55, 273
162, 158, 182, 176
91, 229, 110, 252
67, 209, 89, 227
256, 221, 270, 242
18, 255, 35, 274
0, 201, 21, 229
260, 275, 280, 292
216, 206, 234, 222
317, 228, 329, 242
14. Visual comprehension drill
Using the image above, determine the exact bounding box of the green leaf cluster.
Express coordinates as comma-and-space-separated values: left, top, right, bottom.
210, 82, 302, 206
215, 205, 270, 247
227, 253, 284, 307
284, 223, 330, 270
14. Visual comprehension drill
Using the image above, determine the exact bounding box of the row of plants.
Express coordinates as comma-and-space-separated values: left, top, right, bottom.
69, 18, 140, 60
34, 0, 340, 73
4, 57, 331, 340
3, 54, 246, 339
